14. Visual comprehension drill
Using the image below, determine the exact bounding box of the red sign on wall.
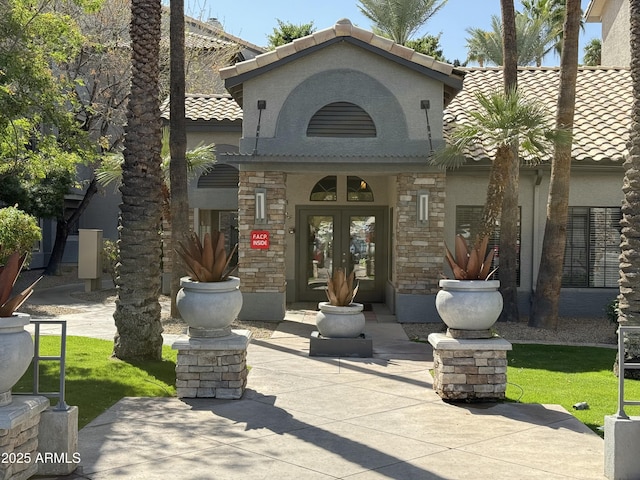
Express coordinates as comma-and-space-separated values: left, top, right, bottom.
251, 230, 270, 249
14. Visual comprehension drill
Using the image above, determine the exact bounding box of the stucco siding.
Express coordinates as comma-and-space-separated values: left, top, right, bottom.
239, 42, 444, 157
601, 0, 630, 66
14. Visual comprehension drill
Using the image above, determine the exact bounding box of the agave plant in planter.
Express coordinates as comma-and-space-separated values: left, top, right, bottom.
174, 231, 242, 338
437, 235, 503, 333
0, 251, 41, 407
316, 268, 366, 338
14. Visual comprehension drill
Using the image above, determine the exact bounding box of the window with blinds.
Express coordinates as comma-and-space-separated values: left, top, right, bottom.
306, 102, 377, 138
563, 207, 621, 287
455, 206, 521, 284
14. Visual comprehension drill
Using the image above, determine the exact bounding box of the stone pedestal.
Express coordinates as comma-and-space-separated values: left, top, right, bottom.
36, 406, 79, 476
172, 330, 252, 400
309, 331, 373, 357
428, 333, 512, 401
604, 415, 640, 479
0, 396, 49, 480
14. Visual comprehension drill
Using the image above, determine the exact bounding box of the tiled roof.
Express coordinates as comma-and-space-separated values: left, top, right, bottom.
444, 67, 632, 163
184, 32, 235, 50
160, 94, 242, 122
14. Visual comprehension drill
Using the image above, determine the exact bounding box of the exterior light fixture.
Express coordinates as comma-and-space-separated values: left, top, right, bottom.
255, 188, 266, 224
418, 191, 429, 224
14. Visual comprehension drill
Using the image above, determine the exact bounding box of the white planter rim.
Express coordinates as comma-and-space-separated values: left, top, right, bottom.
438, 279, 500, 291
0, 312, 31, 328
318, 302, 364, 314
180, 276, 240, 291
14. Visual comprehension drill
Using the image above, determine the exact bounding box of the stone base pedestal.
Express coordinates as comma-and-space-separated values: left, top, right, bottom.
428, 333, 512, 402
0, 396, 49, 480
172, 330, 252, 400
309, 331, 373, 358
36, 406, 79, 476
604, 415, 640, 479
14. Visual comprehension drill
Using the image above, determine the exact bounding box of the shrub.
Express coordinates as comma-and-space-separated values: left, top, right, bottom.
605, 297, 619, 324
0, 206, 42, 265
101, 239, 118, 284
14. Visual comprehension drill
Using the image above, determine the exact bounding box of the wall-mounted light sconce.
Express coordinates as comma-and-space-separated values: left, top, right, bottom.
255, 188, 266, 224
417, 190, 429, 224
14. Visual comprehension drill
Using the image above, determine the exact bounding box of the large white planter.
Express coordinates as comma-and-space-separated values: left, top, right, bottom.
435, 279, 503, 331
0, 313, 34, 407
316, 302, 366, 338
176, 276, 243, 338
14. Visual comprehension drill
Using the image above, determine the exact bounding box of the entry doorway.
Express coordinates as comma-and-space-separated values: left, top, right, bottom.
297, 206, 387, 303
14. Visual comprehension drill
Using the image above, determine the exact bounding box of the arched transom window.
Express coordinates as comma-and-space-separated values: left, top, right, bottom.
310, 176, 374, 202
306, 102, 376, 138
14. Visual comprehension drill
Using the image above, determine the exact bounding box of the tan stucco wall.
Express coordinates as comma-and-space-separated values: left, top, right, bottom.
601, 0, 630, 66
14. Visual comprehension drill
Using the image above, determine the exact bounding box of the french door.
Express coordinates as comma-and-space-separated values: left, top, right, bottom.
297, 207, 386, 303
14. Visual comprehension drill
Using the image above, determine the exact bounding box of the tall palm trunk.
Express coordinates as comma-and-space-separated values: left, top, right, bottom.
530, 0, 581, 329
618, 0, 640, 375
113, 0, 164, 360
498, 0, 520, 322
169, 0, 188, 318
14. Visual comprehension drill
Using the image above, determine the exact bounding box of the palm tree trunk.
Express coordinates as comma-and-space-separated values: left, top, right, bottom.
498, 0, 520, 322
113, 0, 164, 361
169, 0, 188, 318
478, 144, 513, 245
530, 0, 581, 329
618, 0, 640, 376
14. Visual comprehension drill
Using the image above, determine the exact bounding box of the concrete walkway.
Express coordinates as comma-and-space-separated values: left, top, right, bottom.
28, 285, 606, 479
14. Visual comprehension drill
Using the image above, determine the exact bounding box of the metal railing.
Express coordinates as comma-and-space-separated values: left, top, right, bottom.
18, 319, 69, 411
616, 325, 640, 419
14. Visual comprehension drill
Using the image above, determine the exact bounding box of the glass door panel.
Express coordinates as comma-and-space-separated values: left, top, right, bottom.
306, 215, 334, 291
298, 207, 385, 303
349, 216, 375, 293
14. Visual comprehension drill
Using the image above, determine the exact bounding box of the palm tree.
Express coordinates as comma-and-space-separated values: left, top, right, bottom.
498, 0, 520, 322
617, 0, 640, 375
583, 38, 601, 66
169, 0, 188, 319
96, 128, 216, 212
530, 0, 582, 329
465, 13, 556, 66
434, 90, 563, 246
357, 0, 447, 45
112, 0, 164, 360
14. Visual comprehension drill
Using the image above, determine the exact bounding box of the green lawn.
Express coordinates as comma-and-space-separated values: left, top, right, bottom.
506, 343, 640, 435
14, 336, 177, 428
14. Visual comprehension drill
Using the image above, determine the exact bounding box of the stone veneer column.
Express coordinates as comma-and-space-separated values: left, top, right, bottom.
428, 333, 512, 401
237, 170, 287, 321
393, 172, 446, 321
0, 396, 49, 480
172, 331, 252, 399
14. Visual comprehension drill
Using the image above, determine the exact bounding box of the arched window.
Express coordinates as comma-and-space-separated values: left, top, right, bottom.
197, 164, 239, 189
306, 102, 376, 138
347, 176, 373, 202
310, 176, 337, 201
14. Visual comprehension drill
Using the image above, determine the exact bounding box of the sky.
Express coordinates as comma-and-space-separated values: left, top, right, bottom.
184, 0, 601, 65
